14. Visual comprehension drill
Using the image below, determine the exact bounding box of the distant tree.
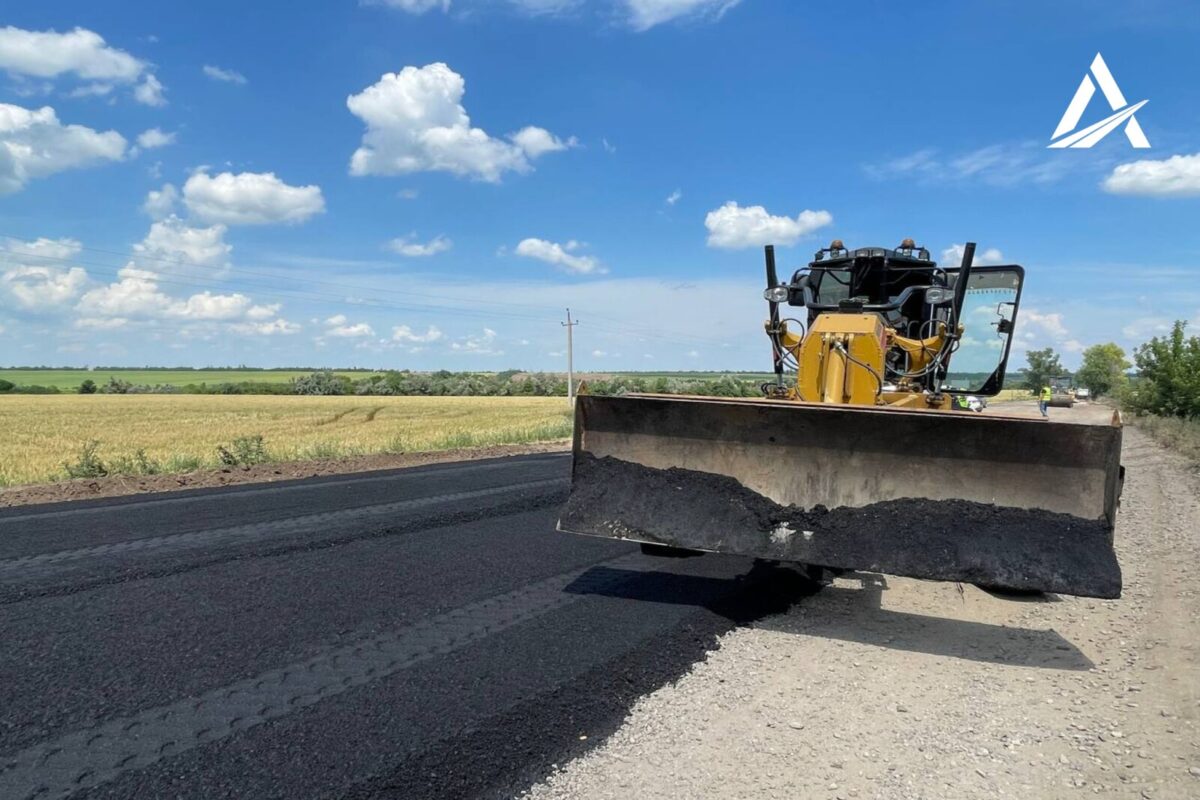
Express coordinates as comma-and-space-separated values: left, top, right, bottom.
1075, 343, 1130, 397
1023, 348, 1064, 391
1128, 321, 1200, 418
0, 379, 13, 393
292, 370, 350, 396
79, 379, 97, 394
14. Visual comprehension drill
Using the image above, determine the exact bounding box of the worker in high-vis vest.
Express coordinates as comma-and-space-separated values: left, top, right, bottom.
1039, 385, 1052, 418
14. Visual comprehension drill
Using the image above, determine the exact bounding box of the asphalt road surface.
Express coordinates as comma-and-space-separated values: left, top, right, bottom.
0, 453, 798, 800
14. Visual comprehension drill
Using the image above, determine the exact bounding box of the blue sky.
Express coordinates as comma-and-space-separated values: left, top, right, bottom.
1, 0, 1198, 371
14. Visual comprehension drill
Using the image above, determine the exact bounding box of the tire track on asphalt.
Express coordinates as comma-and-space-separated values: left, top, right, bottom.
0, 551, 659, 800
0, 479, 565, 581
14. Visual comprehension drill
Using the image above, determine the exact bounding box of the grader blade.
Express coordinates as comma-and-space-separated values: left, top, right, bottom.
558, 394, 1123, 599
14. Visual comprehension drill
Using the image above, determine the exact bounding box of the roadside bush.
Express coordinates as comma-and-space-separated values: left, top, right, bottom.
109, 449, 162, 476
216, 435, 269, 466
63, 440, 108, 479
79, 379, 97, 394
0, 379, 15, 393
10, 384, 61, 394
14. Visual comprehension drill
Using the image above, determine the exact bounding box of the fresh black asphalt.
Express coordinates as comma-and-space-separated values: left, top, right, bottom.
0, 453, 810, 799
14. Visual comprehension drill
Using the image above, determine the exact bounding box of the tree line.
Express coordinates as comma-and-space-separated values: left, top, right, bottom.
1023, 320, 1199, 418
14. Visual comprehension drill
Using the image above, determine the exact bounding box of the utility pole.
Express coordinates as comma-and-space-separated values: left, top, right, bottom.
561, 308, 578, 405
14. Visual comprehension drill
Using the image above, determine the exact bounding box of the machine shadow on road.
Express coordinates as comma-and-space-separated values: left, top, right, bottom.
564, 561, 824, 623
753, 572, 1093, 671
568, 565, 1092, 671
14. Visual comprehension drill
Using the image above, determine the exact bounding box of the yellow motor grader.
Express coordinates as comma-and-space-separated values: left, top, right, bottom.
559, 240, 1123, 598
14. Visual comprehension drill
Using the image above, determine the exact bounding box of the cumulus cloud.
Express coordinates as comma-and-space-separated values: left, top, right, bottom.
202, 64, 247, 85
183, 170, 325, 225
387, 233, 453, 257
624, 0, 742, 31
939, 244, 1004, 267
704, 201, 832, 249
392, 324, 443, 342
346, 63, 570, 182
142, 184, 178, 219
509, 126, 576, 158
515, 237, 604, 274
1102, 153, 1200, 197
0, 103, 126, 194
4, 223, 298, 336
136, 127, 175, 149
0, 237, 88, 310
133, 215, 232, 273
451, 327, 502, 355
0, 25, 165, 104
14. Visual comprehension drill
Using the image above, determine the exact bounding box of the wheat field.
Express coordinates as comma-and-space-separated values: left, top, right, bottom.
0, 395, 573, 487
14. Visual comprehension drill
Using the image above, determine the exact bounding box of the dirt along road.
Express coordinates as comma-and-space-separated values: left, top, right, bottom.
526, 402, 1200, 800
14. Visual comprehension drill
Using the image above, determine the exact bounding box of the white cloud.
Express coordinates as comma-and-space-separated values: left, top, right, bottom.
1102, 153, 1200, 197
601, 138, 616, 154
508, 0, 583, 14
346, 63, 569, 182
232, 318, 300, 335
865, 144, 1073, 188
939, 244, 1004, 267
133, 215, 232, 273
136, 127, 175, 149
371, 0, 450, 12
77, 265, 248, 320
183, 171, 325, 225
1, 236, 88, 310
0, 26, 164, 105
202, 64, 247, 85
0, 103, 126, 194
666, 188, 682, 205
451, 327, 502, 355
392, 324, 443, 342
327, 321, 375, 338
510, 126, 576, 158
515, 237, 604, 274
397, 188, 419, 200
591, 349, 606, 357
246, 303, 281, 320
326, 314, 348, 326
387, 233, 453, 257
133, 73, 166, 106
624, 0, 742, 31
704, 201, 832, 249
142, 183, 178, 219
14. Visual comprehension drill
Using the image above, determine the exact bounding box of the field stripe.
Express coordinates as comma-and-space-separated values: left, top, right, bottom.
0, 453, 569, 524
0, 478, 567, 580
0, 552, 651, 800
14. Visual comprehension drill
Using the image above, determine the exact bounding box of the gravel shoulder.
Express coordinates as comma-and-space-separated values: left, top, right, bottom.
525, 405, 1200, 799
0, 441, 568, 509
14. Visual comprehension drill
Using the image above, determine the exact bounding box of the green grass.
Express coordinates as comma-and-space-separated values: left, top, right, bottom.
0, 369, 378, 391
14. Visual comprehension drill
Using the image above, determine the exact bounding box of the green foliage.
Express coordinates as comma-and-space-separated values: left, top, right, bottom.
1126, 321, 1200, 418
101, 377, 132, 394
0, 379, 13, 392
9, 384, 60, 394
63, 440, 108, 479
216, 435, 269, 466
79, 379, 97, 394
1075, 343, 1130, 398
1023, 348, 1065, 391
292, 370, 352, 396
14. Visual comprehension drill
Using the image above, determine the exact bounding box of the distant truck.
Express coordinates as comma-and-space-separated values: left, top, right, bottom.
1048, 375, 1076, 408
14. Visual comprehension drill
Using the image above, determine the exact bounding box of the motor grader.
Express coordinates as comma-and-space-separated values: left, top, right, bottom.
559, 240, 1123, 598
